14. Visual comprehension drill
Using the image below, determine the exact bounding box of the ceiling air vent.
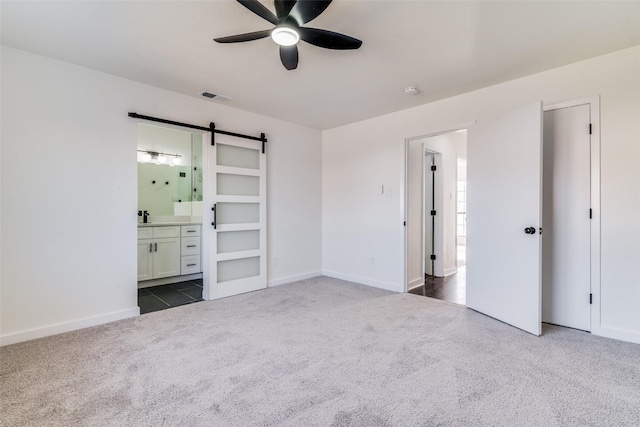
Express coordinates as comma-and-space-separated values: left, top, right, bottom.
200, 91, 232, 103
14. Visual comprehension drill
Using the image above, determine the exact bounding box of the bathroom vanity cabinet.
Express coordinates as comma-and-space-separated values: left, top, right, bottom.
137, 224, 201, 282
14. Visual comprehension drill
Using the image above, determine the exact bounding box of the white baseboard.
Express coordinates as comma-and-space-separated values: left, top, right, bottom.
268, 270, 322, 287
408, 277, 424, 291
322, 270, 403, 293
592, 325, 640, 345
444, 267, 458, 277
0, 307, 140, 347
138, 273, 203, 288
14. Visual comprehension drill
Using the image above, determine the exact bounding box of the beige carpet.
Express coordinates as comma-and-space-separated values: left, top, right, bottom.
2, 276, 640, 426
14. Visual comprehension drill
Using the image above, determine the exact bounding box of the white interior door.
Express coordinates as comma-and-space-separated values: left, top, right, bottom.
467, 102, 543, 336
207, 136, 267, 299
542, 104, 591, 331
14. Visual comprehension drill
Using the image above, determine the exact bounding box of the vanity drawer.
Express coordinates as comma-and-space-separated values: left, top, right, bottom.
181, 225, 201, 237
153, 226, 180, 238
137, 227, 153, 240
181, 255, 201, 275
181, 237, 201, 256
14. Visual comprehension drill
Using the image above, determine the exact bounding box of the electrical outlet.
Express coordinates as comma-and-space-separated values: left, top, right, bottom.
271, 257, 278, 266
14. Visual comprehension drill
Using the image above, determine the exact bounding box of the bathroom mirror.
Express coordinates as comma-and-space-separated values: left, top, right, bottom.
137, 124, 203, 218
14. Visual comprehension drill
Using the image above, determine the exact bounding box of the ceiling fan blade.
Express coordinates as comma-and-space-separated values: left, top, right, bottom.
237, 0, 279, 25
274, 0, 297, 20
214, 29, 272, 43
279, 45, 299, 70
299, 27, 362, 50
289, 0, 332, 25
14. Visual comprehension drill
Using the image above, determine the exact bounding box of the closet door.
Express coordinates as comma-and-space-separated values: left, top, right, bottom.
206, 136, 267, 299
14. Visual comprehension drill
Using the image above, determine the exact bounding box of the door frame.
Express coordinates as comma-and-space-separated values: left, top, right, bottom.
404, 124, 473, 292
134, 120, 211, 300
422, 149, 442, 278
543, 95, 601, 334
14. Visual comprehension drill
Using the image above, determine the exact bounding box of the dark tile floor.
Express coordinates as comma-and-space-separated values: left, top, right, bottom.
138, 279, 203, 314
409, 266, 466, 305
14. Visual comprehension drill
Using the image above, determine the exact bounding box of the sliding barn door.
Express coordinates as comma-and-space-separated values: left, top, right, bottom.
207, 136, 267, 299
466, 102, 543, 336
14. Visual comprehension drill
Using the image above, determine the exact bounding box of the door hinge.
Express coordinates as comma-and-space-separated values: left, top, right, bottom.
430, 210, 437, 216
589, 208, 592, 219
431, 165, 437, 172
589, 123, 592, 135
590, 293, 593, 304
430, 254, 436, 261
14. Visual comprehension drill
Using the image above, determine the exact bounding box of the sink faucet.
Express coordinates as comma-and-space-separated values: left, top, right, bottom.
138, 210, 150, 223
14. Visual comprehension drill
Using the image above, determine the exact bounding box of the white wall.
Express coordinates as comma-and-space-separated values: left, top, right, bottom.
0, 46, 323, 345
323, 46, 640, 343
137, 124, 193, 164
137, 125, 197, 217
406, 140, 424, 289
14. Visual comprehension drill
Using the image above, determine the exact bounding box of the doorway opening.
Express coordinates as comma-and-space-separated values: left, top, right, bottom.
405, 129, 468, 305
136, 123, 206, 314
406, 98, 599, 337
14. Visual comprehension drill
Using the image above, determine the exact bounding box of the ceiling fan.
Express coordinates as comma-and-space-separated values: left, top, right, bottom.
214, 0, 362, 70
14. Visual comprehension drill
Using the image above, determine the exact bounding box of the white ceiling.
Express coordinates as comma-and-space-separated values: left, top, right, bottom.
2, 1, 639, 130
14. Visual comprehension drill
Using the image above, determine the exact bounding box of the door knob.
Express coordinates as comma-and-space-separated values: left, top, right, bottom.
524, 227, 536, 235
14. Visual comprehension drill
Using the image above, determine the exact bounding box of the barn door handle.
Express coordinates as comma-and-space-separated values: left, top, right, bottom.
524, 227, 536, 235
211, 204, 217, 229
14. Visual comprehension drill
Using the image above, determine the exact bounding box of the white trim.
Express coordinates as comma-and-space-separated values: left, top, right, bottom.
408, 121, 477, 141
444, 267, 458, 277
216, 249, 262, 262
543, 96, 597, 112
201, 132, 212, 300
267, 271, 322, 287
0, 307, 140, 347
323, 270, 403, 293
138, 273, 202, 288
593, 325, 640, 345
544, 95, 600, 335
216, 195, 260, 203
404, 123, 473, 293
215, 138, 261, 151
216, 165, 260, 176
216, 224, 261, 232
430, 152, 444, 277
408, 277, 424, 290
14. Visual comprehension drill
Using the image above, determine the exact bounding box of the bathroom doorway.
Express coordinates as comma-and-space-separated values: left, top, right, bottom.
136, 123, 206, 314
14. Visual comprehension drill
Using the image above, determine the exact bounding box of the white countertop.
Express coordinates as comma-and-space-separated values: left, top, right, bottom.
138, 222, 202, 227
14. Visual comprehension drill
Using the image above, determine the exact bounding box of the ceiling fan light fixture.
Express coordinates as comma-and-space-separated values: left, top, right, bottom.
271, 26, 299, 46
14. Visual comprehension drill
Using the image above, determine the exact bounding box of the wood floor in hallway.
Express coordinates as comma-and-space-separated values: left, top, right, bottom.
409, 266, 466, 305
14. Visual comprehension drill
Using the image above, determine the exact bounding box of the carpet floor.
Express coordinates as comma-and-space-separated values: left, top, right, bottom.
1, 276, 639, 426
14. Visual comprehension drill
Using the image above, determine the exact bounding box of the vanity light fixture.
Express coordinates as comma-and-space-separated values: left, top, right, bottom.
137, 150, 182, 165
